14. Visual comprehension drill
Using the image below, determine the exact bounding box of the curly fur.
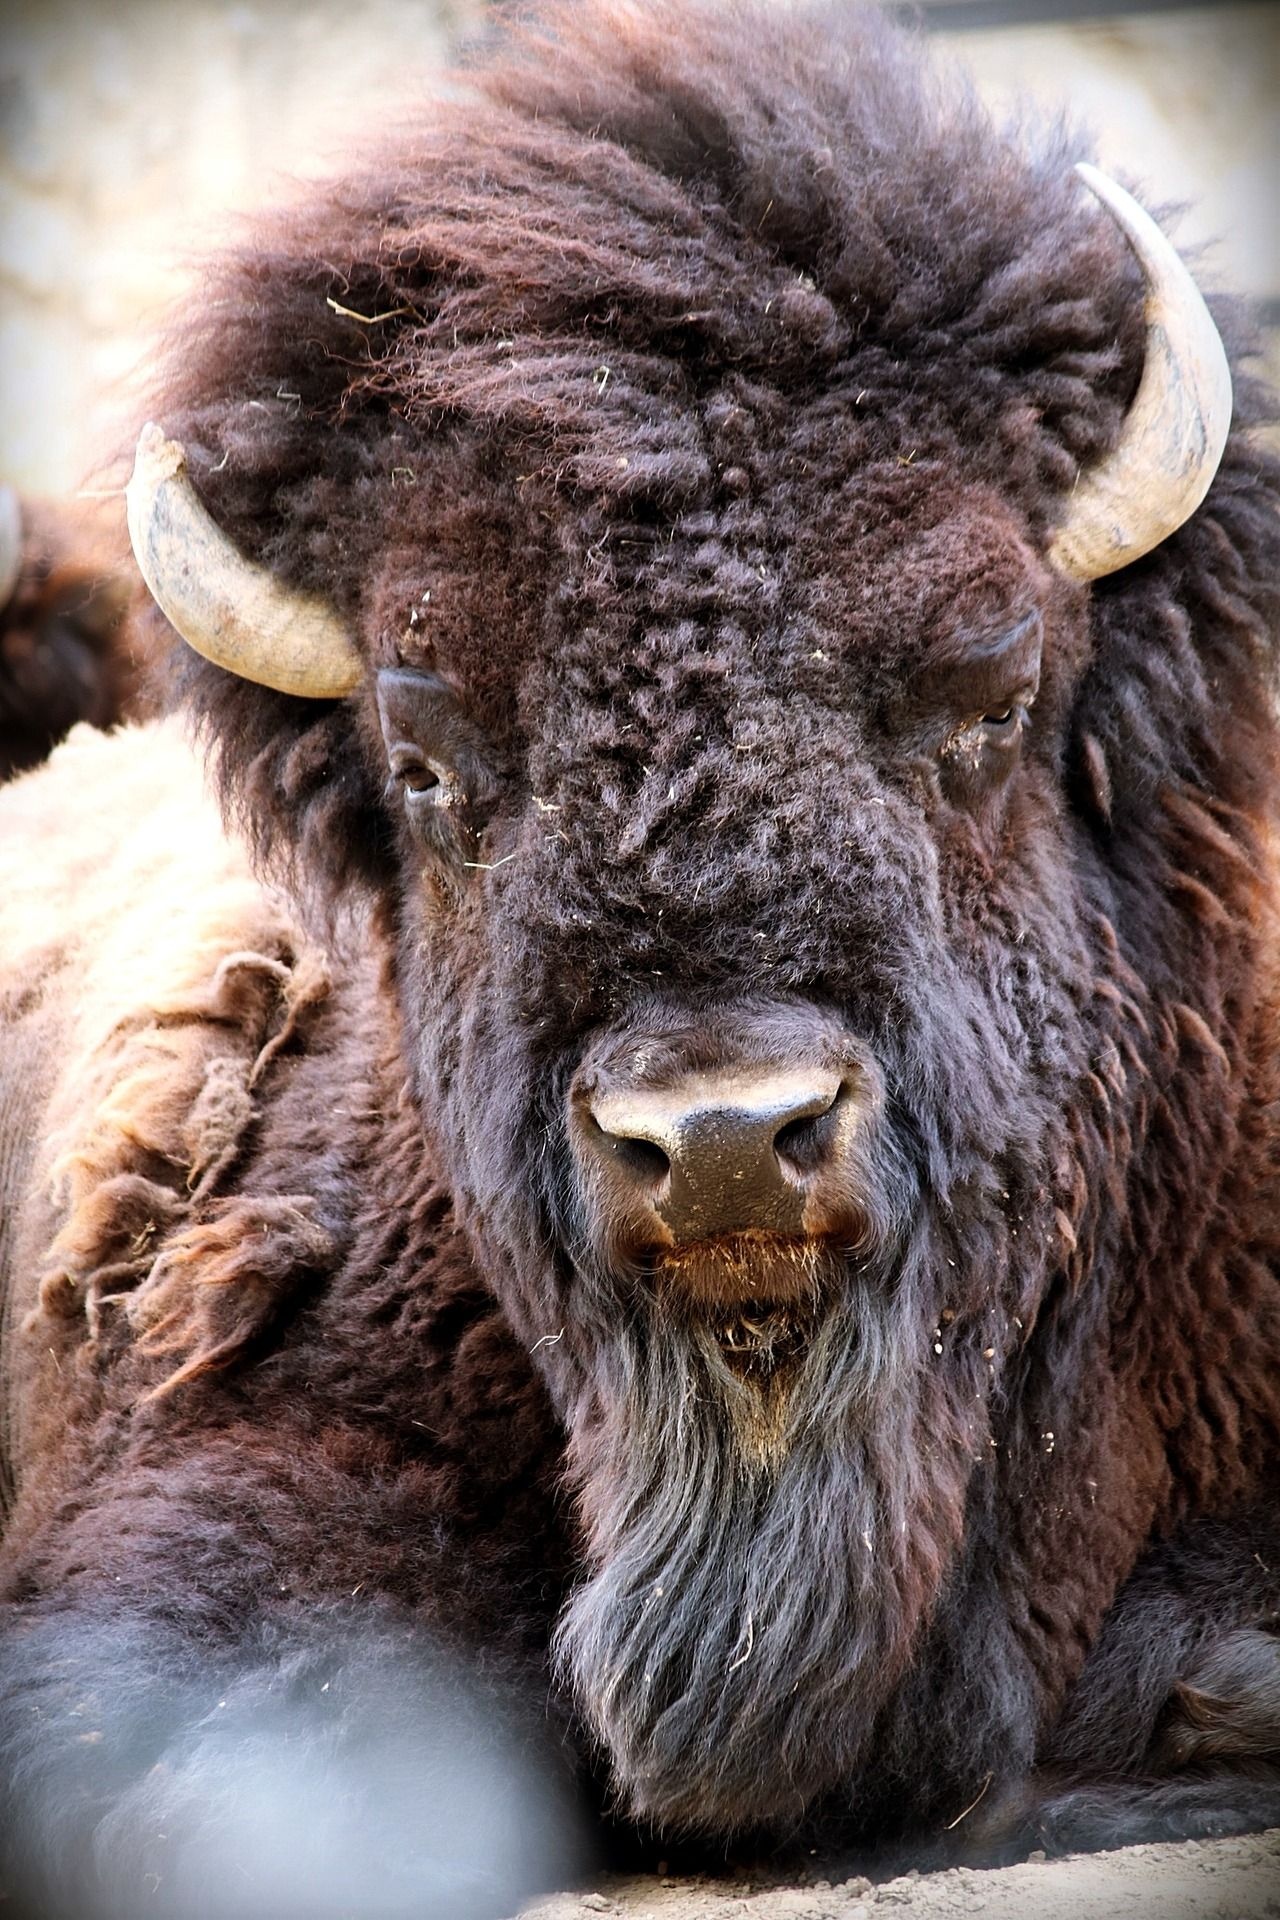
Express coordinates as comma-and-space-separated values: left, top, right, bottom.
2, 2, 1279, 1912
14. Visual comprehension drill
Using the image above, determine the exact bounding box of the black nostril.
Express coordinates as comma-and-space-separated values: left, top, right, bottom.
609, 1134, 671, 1186
773, 1082, 846, 1177
773, 1112, 823, 1173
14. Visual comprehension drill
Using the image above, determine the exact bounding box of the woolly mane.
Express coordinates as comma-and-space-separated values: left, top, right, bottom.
146, 0, 1280, 893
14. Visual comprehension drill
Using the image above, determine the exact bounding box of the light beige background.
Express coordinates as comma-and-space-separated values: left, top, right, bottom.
0, 0, 1275, 495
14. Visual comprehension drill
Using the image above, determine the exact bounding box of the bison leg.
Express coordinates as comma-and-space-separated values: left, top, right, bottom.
1020, 1771, 1280, 1855
979, 1508, 1280, 1855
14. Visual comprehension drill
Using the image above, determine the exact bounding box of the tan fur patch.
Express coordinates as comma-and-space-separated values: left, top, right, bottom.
0, 720, 332, 1384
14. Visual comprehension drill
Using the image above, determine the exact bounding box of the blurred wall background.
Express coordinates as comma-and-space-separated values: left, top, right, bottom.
0, 0, 1276, 496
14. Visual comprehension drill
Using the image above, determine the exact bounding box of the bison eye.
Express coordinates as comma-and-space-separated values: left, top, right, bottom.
965, 699, 1029, 760
936, 696, 1032, 805
375, 666, 499, 859
928, 609, 1041, 805
395, 758, 442, 798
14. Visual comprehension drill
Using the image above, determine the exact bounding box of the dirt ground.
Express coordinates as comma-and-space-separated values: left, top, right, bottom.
524, 1829, 1280, 1920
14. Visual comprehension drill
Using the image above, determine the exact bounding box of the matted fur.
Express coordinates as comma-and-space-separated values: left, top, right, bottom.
0, 722, 331, 1435
2, 1, 1280, 1912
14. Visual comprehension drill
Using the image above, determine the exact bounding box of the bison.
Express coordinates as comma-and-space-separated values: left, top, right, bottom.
2, 1, 1278, 1914
0, 488, 144, 782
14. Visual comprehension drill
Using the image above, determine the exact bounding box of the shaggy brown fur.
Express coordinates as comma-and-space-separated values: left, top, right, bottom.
0, 498, 150, 780
1, 2, 1279, 1915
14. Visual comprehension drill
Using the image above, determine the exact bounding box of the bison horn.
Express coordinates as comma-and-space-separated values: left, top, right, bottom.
0, 485, 22, 612
1049, 163, 1233, 581
126, 423, 362, 699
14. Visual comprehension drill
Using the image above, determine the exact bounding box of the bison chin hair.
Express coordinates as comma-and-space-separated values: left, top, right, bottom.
553, 1243, 976, 1837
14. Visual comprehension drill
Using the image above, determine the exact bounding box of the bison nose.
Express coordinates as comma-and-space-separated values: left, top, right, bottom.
582, 1068, 853, 1241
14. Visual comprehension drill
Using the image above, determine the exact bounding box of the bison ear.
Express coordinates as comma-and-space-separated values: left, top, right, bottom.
126, 424, 363, 700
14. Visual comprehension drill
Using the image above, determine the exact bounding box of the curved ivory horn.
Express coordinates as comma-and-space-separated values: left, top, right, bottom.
126, 423, 362, 699
1049, 164, 1233, 581
0, 485, 22, 612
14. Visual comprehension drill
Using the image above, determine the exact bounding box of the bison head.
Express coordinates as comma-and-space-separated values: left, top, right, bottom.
128, 0, 1274, 1840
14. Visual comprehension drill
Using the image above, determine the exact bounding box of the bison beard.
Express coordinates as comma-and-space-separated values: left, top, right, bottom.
555, 1243, 973, 1833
